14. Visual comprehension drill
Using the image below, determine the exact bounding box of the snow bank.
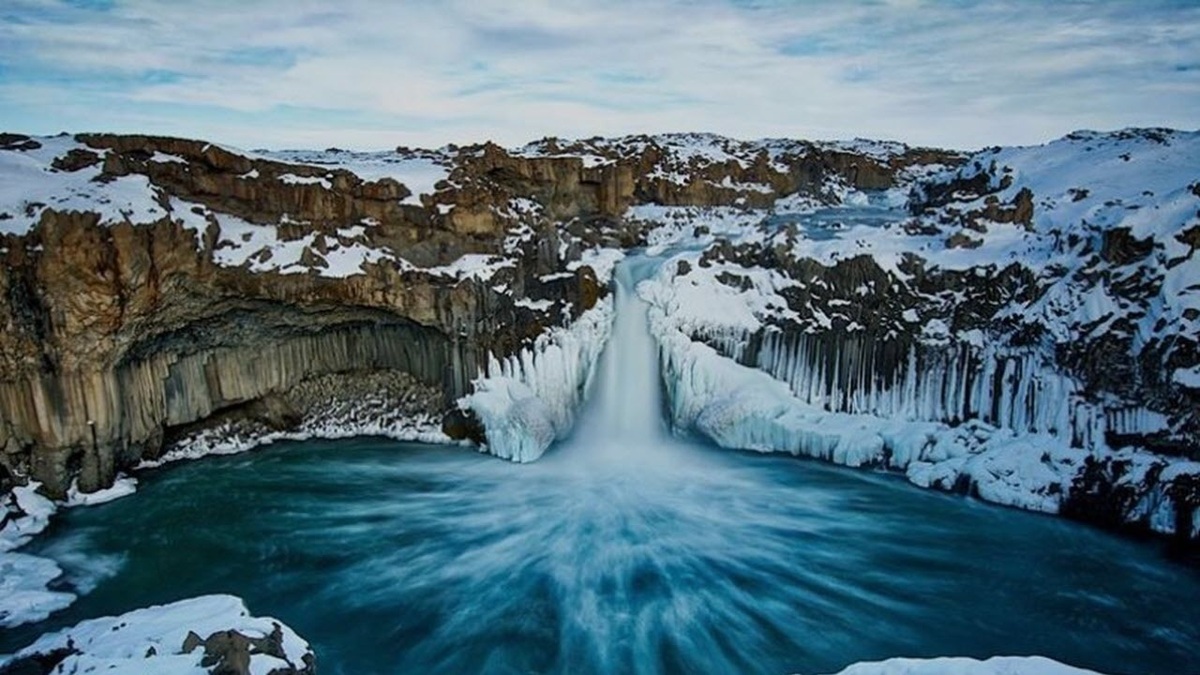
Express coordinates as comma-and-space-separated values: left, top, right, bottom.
0, 136, 171, 236
0, 595, 314, 675
461, 298, 615, 462
815, 655, 1104, 675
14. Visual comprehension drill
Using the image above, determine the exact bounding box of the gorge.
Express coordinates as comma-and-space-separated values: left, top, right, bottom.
1, 128, 1199, 673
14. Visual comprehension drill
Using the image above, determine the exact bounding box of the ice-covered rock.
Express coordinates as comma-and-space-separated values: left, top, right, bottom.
461, 298, 615, 462
644, 267, 1200, 533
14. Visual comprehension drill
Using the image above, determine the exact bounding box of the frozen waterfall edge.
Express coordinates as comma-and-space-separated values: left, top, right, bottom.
645, 299, 1200, 541
460, 297, 616, 463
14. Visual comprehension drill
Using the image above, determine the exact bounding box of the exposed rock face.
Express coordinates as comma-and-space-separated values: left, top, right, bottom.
182, 624, 315, 675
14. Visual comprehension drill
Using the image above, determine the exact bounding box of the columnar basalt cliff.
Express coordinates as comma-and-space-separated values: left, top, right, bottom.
637, 128, 1200, 540
0, 131, 944, 498
1, 128, 1197, 542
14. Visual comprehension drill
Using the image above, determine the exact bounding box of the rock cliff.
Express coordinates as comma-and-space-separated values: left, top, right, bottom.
2, 127, 1196, 541
0, 131, 941, 497
635, 128, 1200, 540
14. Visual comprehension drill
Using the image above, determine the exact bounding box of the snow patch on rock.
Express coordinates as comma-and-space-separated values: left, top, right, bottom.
0, 595, 314, 675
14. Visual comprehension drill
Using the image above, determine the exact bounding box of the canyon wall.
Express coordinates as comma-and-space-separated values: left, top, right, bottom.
1, 131, 932, 496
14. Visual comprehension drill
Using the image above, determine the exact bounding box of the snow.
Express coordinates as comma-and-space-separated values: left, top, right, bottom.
515, 297, 554, 311
641, 260, 1200, 532
1174, 365, 1200, 389
0, 595, 313, 675
64, 475, 138, 507
207, 208, 395, 278
625, 205, 766, 255
142, 414, 453, 470
642, 252, 800, 340
423, 253, 515, 282
568, 247, 625, 284
263, 149, 451, 206
0, 483, 74, 628
149, 151, 188, 165
814, 137, 912, 163
278, 173, 332, 189
0, 136, 170, 235
815, 655, 1104, 675
462, 298, 615, 462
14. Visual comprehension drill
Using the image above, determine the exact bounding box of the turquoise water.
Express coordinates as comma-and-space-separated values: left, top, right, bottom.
3, 436, 1199, 675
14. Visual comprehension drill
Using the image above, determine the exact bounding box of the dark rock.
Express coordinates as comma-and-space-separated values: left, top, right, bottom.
51, 148, 102, 172
0, 647, 77, 675
0, 133, 42, 152
182, 623, 312, 675
442, 407, 486, 445
1101, 227, 1154, 265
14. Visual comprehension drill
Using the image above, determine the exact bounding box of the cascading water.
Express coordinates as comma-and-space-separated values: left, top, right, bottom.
7, 255, 1200, 675
565, 257, 669, 459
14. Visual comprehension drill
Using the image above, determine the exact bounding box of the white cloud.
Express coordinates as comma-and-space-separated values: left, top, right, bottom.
0, 0, 1197, 150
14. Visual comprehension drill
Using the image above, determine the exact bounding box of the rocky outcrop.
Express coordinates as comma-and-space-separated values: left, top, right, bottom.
0, 135, 607, 496
182, 624, 315, 675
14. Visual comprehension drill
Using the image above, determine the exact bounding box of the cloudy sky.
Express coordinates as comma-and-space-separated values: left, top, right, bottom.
1, 0, 1198, 151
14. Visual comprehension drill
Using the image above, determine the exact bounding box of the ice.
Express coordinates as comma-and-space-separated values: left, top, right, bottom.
0, 483, 73, 627
0, 483, 56, 550
64, 475, 138, 507
0, 552, 75, 628
141, 413, 453, 470
461, 298, 615, 462
0, 595, 313, 675
643, 266, 1199, 529
815, 655, 1104, 675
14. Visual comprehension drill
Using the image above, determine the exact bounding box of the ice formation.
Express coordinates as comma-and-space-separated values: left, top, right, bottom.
461, 298, 615, 462
644, 264, 1200, 534
0, 483, 74, 628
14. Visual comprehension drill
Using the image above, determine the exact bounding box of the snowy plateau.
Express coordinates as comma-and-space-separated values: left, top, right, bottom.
0, 127, 1198, 673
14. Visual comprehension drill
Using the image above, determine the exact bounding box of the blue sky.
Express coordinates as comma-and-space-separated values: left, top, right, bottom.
1, 0, 1198, 150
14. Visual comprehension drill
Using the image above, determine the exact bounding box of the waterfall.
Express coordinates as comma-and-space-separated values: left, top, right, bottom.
576, 260, 667, 442
556, 256, 680, 470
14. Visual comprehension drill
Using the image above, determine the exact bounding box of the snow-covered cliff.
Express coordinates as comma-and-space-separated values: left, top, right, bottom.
639, 128, 1200, 538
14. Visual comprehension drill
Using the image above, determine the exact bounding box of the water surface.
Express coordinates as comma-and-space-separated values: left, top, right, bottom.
3, 252, 1198, 674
